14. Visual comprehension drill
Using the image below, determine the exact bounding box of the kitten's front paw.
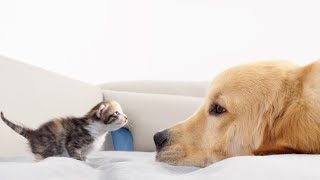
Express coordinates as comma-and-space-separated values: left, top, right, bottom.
71, 156, 84, 161
82, 156, 87, 161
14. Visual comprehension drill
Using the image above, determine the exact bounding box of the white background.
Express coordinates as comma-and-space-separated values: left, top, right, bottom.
0, 0, 319, 84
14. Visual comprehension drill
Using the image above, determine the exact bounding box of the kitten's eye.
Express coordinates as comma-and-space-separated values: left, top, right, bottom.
115, 111, 120, 115
210, 104, 226, 115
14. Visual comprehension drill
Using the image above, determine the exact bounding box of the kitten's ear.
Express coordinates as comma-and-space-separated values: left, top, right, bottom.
96, 104, 108, 118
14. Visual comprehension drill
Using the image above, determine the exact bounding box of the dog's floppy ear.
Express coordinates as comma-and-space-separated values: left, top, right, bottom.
253, 145, 305, 155
298, 61, 320, 94
255, 61, 320, 156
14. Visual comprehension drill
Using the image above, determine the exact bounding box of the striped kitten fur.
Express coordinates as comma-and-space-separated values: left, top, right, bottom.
1, 100, 128, 161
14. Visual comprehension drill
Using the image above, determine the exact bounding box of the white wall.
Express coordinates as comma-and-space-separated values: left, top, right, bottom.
1, 0, 320, 84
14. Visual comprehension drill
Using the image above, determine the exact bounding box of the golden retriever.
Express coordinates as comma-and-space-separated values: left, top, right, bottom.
154, 61, 320, 167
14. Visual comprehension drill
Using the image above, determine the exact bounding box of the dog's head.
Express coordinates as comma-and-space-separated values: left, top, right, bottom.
154, 61, 320, 167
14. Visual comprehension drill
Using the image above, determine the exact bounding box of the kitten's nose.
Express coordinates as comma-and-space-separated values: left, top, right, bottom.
153, 130, 168, 151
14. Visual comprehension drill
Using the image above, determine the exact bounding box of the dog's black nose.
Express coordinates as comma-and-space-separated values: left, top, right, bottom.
153, 130, 168, 151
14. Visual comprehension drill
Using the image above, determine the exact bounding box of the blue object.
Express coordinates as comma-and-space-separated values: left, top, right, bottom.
111, 127, 134, 151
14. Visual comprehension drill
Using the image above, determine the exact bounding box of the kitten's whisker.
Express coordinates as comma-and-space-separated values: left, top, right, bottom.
126, 122, 133, 131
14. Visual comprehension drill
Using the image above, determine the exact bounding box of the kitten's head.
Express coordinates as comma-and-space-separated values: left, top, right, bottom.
87, 100, 128, 130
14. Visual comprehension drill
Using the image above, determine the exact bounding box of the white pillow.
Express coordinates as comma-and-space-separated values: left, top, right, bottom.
100, 81, 209, 97
103, 90, 203, 152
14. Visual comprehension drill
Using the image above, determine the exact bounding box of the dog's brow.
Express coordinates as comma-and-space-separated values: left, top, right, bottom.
212, 93, 228, 109
211, 92, 222, 100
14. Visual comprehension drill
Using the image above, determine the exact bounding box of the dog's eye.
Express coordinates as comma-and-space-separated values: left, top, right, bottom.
210, 104, 226, 115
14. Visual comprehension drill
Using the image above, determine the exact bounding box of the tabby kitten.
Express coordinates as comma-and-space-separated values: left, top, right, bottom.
1, 100, 128, 161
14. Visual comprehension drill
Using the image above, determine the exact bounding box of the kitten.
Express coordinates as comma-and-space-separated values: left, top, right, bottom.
1, 100, 128, 161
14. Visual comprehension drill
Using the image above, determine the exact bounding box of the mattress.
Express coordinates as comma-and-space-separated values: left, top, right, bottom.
0, 151, 319, 180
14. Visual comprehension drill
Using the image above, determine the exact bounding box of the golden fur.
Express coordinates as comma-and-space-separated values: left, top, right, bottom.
156, 60, 320, 167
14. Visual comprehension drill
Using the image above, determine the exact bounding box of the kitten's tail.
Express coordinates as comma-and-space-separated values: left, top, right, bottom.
1, 112, 32, 139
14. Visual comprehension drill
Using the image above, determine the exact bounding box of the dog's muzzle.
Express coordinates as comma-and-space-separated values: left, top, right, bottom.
153, 130, 169, 151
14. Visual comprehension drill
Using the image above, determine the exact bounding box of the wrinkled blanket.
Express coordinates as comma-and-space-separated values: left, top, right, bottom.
0, 151, 319, 180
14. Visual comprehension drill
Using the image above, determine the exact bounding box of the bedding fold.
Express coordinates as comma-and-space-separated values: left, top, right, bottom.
0, 152, 319, 180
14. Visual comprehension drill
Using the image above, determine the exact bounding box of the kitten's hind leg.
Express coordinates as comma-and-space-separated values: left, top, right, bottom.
34, 153, 44, 162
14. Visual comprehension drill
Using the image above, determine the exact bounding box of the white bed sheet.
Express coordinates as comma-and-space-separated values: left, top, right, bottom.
0, 151, 319, 180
